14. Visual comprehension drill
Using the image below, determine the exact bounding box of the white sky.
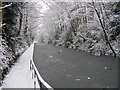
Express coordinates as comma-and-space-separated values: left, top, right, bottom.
40, 3, 49, 13
34, 0, 120, 14
35, 1, 49, 13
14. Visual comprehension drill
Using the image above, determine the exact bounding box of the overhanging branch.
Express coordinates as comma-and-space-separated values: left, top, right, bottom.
0, 3, 12, 9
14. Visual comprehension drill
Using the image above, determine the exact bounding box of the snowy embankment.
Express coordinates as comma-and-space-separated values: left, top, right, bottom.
1, 43, 38, 88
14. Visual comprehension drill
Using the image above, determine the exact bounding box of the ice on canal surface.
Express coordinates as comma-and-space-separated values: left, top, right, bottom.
33, 44, 118, 88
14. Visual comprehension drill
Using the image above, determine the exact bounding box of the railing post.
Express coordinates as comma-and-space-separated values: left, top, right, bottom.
34, 70, 37, 78
30, 60, 32, 70
34, 80, 36, 89
32, 64, 34, 79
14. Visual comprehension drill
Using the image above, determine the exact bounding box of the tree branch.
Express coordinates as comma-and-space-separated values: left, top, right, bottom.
0, 3, 12, 9
92, 0, 116, 57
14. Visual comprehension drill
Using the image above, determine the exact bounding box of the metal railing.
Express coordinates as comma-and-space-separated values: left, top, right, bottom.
30, 59, 54, 90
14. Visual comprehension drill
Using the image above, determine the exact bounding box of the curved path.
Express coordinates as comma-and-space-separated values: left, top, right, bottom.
2, 44, 34, 88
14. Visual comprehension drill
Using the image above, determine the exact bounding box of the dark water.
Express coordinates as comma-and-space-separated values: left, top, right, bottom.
33, 43, 118, 88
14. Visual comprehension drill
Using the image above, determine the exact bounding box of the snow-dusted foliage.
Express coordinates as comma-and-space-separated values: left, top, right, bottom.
0, 2, 40, 82
40, 1, 120, 57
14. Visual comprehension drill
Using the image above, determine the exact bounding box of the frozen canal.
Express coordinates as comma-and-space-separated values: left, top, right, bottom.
33, 43, 118, 88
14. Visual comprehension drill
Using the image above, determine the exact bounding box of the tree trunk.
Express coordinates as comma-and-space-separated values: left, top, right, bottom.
17, 12, 23, 36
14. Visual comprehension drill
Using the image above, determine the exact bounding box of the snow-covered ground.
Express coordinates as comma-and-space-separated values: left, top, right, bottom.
1, 43, 37, 88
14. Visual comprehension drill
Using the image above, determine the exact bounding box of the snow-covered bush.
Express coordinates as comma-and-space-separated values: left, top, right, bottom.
91, 41, 108, 56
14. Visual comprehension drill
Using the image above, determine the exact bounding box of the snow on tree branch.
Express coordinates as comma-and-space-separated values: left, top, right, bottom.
0, 3, 12, 9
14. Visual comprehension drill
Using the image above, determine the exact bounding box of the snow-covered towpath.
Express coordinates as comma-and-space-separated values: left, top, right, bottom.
2, 43, 34, 88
